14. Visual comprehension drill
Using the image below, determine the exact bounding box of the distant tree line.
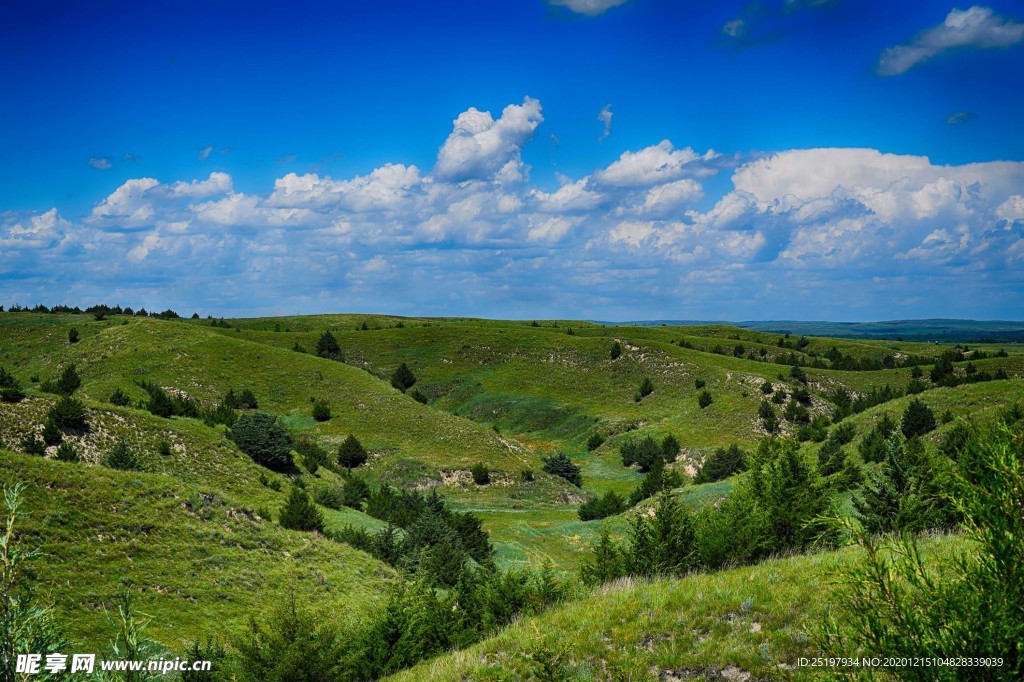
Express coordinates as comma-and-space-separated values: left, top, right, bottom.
2, 302, 183, 319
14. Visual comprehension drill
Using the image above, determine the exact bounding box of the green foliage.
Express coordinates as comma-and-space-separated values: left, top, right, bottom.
619, 435, 662, 472
390, 362, 417, 392
520, 468, 535, 482
578, 490, 626, 521
661, 433, 680, 461
859, 413, 899, 463
637, 376, 654, 398
337, 434, 368, 470
223, 388, 258, 410
47, 395, 89, 432
0, 366, 24, 404
853, 433, 950, 534
104, 440, 141, 471
797, 415, 830, 443
312, 484, 344, 510
180, 637, 228, 682
1, 483, 73, 682
315, 330, 343, 361
278, 486, 324, 532
697, 389, 713, 409
470, 462, 490, 485
40, 419, 62, 447
55, 364, 81, 395
233, 593, 345, 682
109, 387, 131, 406
229, 411, 294, 471
758, 400, 778, 433
67, 327, 79, 343
824, 424, 1024, 679
294, 436, 329, 475
694, 378, 706, 389
341, 475, 371, 509
585, 432, 604, 451
628, 457, 683, 506
694, 443, 747, 484
54, 442, 79, 462
609, 341, 622, 360
901, 397, 936, 439
541, 452, 582, 487
311, 399, 331, 422
20, 434, 45, 456
409, 388, 429, 404
137, 380, 201, 419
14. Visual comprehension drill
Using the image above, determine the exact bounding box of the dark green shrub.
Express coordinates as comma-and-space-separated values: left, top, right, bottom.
223, 388, 259, 410
628, 457, 683, 506
104, 440, 141, 471
761, 380, 773, 394
20, 434, 45, 456
337, 434, 368, 469
901, 398, 936, 439
109, 387, 131, 406
315, 331, 343, 360
409, 388, 429, 404
390, 363, 417, 392
859, 413, 899, 463
295, 437, 329, 474
637, 376, 654, 398
694, 443, 747, 484
342, 475, 371, 509
41, 419, 62, 446
661, 434, 680, 461
312, 484, 344, 510
181, 638, 228, 682
542, 453, 582, 487
47, 396, 89, 432
278, 486, 324, 532
697, 390, 713, 408
798, 415, 830, 443
586, 432, 604, 451
831, 421, 857, 445
694, 378, 706, 389
578, 490, 626, 521
55, 364, 81, 395
471, 462, 490, 485
853, 434, 948, 534
311, 399, 331, 422
68, 328, 79, 343
620, 436, 662, 472
520, 468, 535, 482
158, 441, 173, 457
55, 442, 79, 462
759, 400, 779, 433
610, 341, 622, 360
229, 412, 293, 471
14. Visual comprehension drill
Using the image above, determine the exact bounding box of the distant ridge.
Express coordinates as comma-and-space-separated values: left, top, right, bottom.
595, 319, 1024, 343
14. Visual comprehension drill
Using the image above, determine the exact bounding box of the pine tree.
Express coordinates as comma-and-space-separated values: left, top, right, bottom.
229, 412, 293, 471
55, 441, 79, 462
0, 366, 24, 403
104, 440, 141, 470
315, 331, 343, 360
610, 341, 622, 360
390, 363, 417, 392
56, 364, 81, 395
311, 400, 331, 422
109, 387, 131, 406
68, 328, 80, 343
698, 390, 713, 408
278, 486, 324, 532
41, 419, 62, 446
542, 452, 582, 487
901, 398, 936, 439
337, 434, 368, 469
47, 396, 89, 432
580, 527, 624, 585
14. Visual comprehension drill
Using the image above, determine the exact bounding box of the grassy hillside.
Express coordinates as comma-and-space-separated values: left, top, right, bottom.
0, 449, 394, 649
387, 535, 967, 681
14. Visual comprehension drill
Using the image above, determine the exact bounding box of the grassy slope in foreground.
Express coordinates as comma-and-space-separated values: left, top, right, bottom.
388, 535, 966, 681
0, 450, 395, 650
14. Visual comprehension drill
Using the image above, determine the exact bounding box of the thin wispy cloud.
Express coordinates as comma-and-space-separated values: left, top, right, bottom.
548, 0, 628, 17
878, 6, 1024, 76
88, 157, 113, 170
597, 104, 613, 140
945, 111, 978, 125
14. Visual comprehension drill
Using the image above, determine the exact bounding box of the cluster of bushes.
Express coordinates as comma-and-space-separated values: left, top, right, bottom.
335, 487, 493, 587
540, 452, 582, 486
578, 489, 626, 521
2, 303, 181, 318
620, 433, 679, 472
0, 365, 25, 402
39, 364, 82, 396
582, 437, 836, 583
315, 331, 343, 361
693, 443, 747, 484
234, 564, 566, 681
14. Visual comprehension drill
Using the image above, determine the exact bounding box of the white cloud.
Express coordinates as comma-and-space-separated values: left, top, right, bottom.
639, 179, 703, 215
548, 0, 628, 16
531, 178, 604, 212
89, 157, 113, 170
527, 216, 580, 242
597, 104, 613, 139
198, 146, 213, 161
91, 177, 161, 226
434, 97, 543, 182
169, 172, 234, 198
594, 140, 718, 188
878, 6, 1024, 76
997, 195, 1024, 222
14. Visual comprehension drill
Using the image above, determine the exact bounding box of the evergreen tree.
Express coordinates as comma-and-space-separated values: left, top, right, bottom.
311, 400, 331, 422
579, 527, 624, 585
229, 412, 293, 471
20, 434, 46, 456
55, 441, 79, 462
278, 486, 324, 532
578, 490, 626, 521
67, 328, 79, 343
610, 341, 622, 360
56, 364, 82, 395
541, 452, 582, 487
586, 432, 605, 451
694, 443, 747, 484
41, 419, 62, 446
697, 389, 713, 408
0, 366, 24, 403
661, 434, 680, 462
758, 400, 779, 433
901, 398, 936, 439
47, 395, 89, 432
390, 363, 417, 392
620, 436, 662, 472
337, 434, 368, 469
470, 462, 490, 485
104, 440, 141, 470
637, 376, 654, 398
315, 331, 343, 361
109, 387, 131, 406
859, 413, 899, 463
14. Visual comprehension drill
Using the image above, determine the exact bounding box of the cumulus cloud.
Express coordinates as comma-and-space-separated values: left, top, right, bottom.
878, 6, 1024, 76
548, 0, 628, 16
597, 104, 613, 140
5, 97, 1024, 319
434, 97, 543, 182
594, 140, 718, 188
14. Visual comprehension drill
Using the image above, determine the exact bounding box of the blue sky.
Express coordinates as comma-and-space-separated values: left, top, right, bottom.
2, 0, 1023, 320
